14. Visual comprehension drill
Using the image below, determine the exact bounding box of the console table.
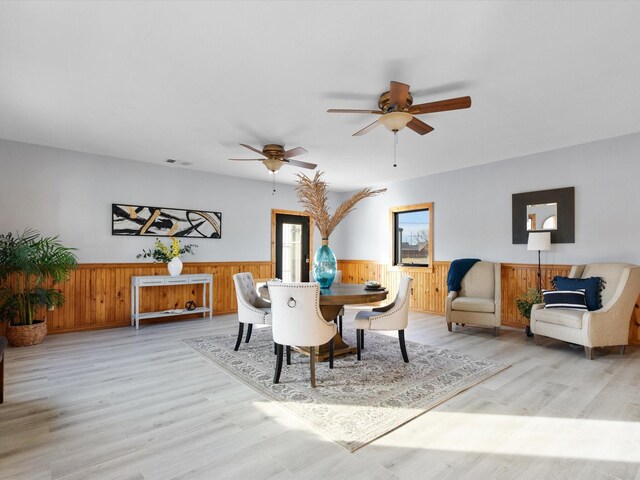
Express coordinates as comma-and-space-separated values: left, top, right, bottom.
130, 274, 213, 329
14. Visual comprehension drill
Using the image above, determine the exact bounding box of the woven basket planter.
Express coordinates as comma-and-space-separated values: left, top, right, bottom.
7, 319, 47, 347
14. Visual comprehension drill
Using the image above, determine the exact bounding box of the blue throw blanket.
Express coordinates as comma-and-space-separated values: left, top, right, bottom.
447, 258, 481, 292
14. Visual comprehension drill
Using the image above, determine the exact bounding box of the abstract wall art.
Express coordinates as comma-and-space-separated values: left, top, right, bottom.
112, 203, 222, 238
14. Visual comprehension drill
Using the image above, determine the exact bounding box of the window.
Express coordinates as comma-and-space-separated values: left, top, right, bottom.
390, 203, 433, 267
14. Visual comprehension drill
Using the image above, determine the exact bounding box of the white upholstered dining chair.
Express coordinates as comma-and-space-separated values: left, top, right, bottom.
267, 281, 337, 388
354, 275, 413, 363
232, 272, 272, 351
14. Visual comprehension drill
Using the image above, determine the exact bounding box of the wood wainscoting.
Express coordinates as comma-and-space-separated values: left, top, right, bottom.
1, 259, 638, 344
0, 261, 273, 335
337, 259, 640, 345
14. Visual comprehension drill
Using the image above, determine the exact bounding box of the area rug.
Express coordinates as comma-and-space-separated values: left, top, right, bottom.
184, 328, 509, 451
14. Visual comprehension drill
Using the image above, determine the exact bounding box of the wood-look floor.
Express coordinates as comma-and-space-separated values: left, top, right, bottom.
1, 311, 639, 480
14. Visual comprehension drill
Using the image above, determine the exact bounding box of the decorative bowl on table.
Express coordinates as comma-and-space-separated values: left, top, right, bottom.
364, 280, 382, 290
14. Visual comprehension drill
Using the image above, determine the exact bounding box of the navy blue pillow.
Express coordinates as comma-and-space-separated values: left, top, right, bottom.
551, 276, 604, 311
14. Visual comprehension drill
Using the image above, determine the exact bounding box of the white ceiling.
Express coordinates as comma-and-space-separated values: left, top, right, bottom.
1, 1, 640, 191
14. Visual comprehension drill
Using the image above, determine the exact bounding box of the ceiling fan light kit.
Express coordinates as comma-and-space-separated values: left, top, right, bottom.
378, 111, 413, 132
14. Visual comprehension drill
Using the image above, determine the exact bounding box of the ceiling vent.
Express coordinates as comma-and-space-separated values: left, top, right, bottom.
165, 159, 192, 166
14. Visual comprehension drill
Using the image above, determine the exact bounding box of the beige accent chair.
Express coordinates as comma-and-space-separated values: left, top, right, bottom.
354, 275, 413, 363
531, 263, 640, 360
233, 272, 272, 351
445, 262, 502, 336
268, 282, 337, 388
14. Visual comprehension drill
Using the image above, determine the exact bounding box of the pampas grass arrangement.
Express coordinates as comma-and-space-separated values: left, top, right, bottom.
295, 171, 386, 239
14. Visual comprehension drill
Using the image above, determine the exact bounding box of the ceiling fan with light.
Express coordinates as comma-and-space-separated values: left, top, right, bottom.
229, 143, 316, 173
328, 81, 472, 166
229, 143, 316, 194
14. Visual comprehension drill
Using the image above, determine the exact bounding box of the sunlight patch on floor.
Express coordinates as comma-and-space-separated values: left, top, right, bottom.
374, 411, 640, 461
254, 400, 423, 443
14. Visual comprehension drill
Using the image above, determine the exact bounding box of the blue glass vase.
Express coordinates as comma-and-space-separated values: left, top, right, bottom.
313, 239, 337, 288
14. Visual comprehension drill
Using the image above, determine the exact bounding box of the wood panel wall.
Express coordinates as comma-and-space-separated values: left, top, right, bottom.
2, 260, 638, 344
338, 259, 640, 345
0, 261, 272, 335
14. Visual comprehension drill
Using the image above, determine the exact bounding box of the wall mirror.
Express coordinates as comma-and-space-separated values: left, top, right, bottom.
512, 187, 574, 244
527, 203, 557, 231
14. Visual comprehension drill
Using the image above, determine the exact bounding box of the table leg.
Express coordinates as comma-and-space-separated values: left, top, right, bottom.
209, 280, 213, 319
135, 284, 140, 330
202, 282, 206, 318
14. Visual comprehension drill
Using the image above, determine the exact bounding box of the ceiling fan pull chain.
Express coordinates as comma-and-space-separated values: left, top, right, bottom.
272, 174, 276, 195
393, 130, 398, 168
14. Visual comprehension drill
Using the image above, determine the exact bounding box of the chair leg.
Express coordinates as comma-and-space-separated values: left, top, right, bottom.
286, 345, 291, 365
273, 344, 284, 383
399, 329, 409, 363
309, 346, 316, 388
585, 347, 594, 360
493, 327, 499, 337
245, 323, 253, 343
619, 345, 627, 355
360, 329, 364, 350
234, 322, 244, 351
338, 315, 343, 337
356, 329, 362, 361
329, 337, 335, 369
447, 322, 452, 332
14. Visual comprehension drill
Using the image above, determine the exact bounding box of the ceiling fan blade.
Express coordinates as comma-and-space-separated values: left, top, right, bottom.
353, 120, 381, 136
239, 143, 267, 157
406, 117, 434, 135
285, 159, 317, 170
283, 147, 307, 159
327, 109, 384, 114
389, 81, 410, 109
229, 158, 265, 161
409, 96, 472, 115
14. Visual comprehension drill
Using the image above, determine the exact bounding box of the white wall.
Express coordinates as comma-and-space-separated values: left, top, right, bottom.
332, 132, 640, 266
3, 133, 640, 266
0, 139, 330, 263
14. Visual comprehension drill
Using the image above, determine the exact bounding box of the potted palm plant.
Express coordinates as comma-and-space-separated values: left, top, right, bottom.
0, 229, 78, 346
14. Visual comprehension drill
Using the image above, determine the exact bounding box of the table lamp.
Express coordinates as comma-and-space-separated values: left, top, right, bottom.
527, 231, 551, 292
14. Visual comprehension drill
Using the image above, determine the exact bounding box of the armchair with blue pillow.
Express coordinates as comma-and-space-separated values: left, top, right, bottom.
445, 260, 502, 336
531, 263, 640, 359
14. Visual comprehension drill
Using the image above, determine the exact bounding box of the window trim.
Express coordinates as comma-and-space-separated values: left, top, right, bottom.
389, 202, 434, 271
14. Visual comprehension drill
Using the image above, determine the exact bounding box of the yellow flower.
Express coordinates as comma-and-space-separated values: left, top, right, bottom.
171, 238, 180, 258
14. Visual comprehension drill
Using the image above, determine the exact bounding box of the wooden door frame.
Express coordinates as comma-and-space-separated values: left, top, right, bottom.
271, 209, 314, 279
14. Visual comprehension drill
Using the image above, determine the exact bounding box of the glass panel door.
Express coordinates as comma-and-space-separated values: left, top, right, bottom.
275, 213, 310, 282
281, 223, 302, 282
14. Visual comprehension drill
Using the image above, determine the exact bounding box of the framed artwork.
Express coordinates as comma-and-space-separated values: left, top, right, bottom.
112, 203, 222, 238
